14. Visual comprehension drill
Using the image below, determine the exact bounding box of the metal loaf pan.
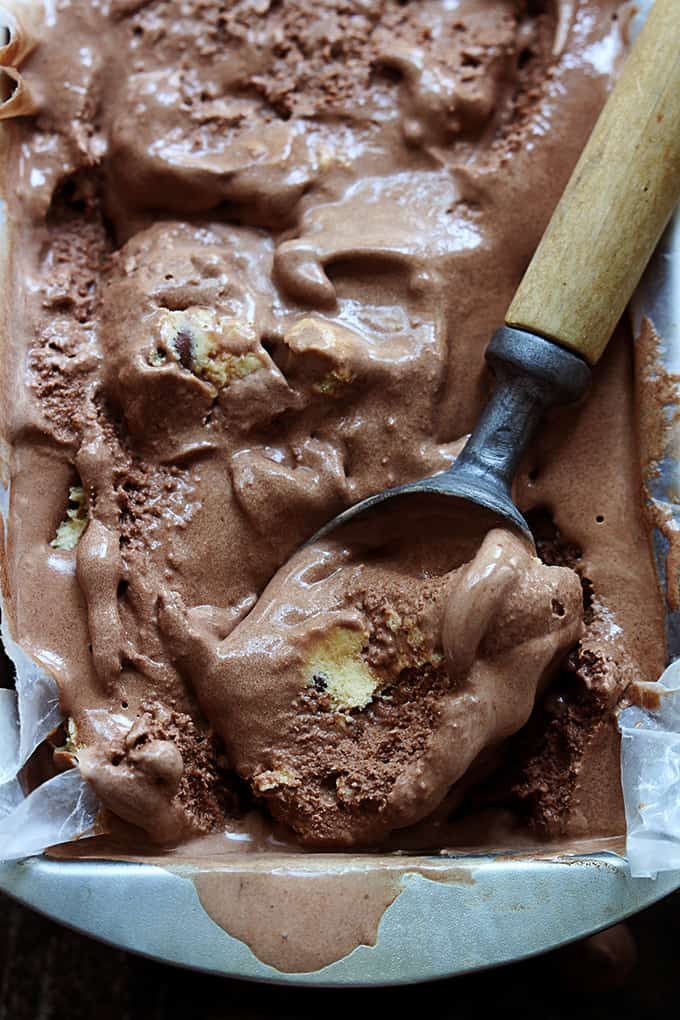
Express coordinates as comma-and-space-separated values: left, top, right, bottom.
1, 208, 679, 986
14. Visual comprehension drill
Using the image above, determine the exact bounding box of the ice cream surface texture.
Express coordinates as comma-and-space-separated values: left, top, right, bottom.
0, 0, 666, 849
160, 522, 584, 846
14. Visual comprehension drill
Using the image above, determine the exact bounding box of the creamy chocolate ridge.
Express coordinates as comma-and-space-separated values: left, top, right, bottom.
164, 520, 584, 847
0, 0, 666, 853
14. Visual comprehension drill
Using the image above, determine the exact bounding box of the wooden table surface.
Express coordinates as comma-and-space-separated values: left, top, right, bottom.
1, 888, 678, 1019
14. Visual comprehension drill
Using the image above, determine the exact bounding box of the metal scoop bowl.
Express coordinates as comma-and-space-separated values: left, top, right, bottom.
313, 327, 591, 547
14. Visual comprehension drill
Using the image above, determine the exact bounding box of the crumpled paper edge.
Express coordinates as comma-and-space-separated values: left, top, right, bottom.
0, 767, 99, 860
619, 660, 680, 878
0, 497, 100, 858
0, 317, 99, 858
0, 612, 63, 785
617, 0, 680, 881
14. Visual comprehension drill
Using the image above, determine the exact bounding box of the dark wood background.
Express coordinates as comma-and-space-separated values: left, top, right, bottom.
1, 888, 677, 1018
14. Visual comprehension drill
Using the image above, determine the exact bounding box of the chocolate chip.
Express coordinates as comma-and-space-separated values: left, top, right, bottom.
174, 329, 194, 369
312, 674, 328, 692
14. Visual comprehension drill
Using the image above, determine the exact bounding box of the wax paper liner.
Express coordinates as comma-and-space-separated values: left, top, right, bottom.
0, 0, 99, 858
0, 384, 98, 856
1, 0, 679, 871
0, 768, 99, 860
0, 513, 100, 858
619, 662, 680, 879
0, 614, 62, 786
618, 14, 680, 879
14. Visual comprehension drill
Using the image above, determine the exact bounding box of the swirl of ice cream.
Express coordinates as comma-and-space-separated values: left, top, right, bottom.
160, 515, 583, 847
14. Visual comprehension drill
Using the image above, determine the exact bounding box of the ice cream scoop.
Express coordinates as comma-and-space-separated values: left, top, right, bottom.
315, 0, 680, 546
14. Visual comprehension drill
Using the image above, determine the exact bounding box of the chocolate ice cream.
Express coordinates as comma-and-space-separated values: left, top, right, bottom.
161, 522, 583, 846
0, 0, 666, 850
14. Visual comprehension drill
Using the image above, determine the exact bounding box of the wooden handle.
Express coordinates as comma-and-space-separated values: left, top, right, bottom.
506, 0, 680, 365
